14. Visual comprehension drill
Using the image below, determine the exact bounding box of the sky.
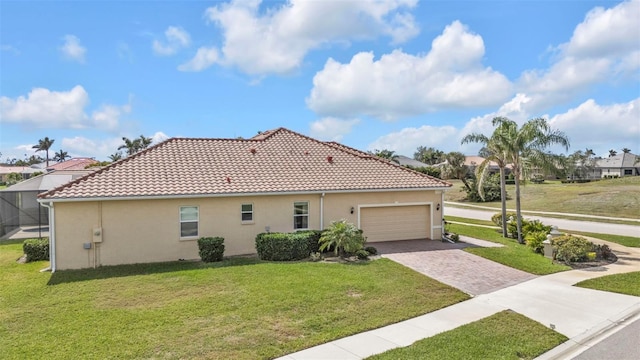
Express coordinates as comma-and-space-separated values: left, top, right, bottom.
1, 0, 639, 162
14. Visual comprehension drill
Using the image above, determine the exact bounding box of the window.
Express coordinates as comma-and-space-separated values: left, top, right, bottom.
293, 201, 309, 230
624, 169, 632, 175
241, 203, 253, 222
180, 206, 198, 238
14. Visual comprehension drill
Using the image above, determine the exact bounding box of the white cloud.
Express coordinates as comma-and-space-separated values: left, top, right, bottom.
61, 136, 124, 160
59, 35, 86, 63
151, 131, 170, 144
517, 0, 640, 111
368, 125, 458, 156
178, 47, 219, 72
182, 0, 418, 75
153, 26, 191, 56
0, 86, 130, 131
309, 117, 360, 141
1, 44, 20, 55
549, 98, 640, 152
307, 21, 512, 120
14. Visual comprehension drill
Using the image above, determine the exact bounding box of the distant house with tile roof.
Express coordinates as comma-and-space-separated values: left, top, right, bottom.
38, 128, 451, 271
595, 153, 640, 178
45, 157, 98, 171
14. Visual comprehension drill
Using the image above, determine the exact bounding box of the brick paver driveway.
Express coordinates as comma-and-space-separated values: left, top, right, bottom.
375, 239, 537, 295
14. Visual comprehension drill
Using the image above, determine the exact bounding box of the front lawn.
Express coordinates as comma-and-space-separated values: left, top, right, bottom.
0, 239, 468, 359
567, 231, 640, 248
575, 271, 640, 296
368, 310, 568, 360
447, 223, 570, 275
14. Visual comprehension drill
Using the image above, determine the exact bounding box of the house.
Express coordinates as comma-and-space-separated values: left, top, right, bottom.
0, 170, 93, 237
464, 156, 512, 176
44, 157, 98, 171
38, 128, 452, 271
595, 153, 640, 178
395, 155, 431, 168
0, 166, 43, 183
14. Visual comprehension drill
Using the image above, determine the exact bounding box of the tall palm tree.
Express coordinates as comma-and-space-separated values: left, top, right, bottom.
32, 137, 55, 167
371, 149, 400, 164
609, 149, 617, 157
621, 148, 631, 154
461, 118, 511, 237
118, 135, 153, 156
491, 117, 569, 243
53, 149, 70, 162
137, 134, 152, 150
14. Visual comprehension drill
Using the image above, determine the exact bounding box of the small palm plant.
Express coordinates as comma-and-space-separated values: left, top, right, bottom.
319, 219, 366, 258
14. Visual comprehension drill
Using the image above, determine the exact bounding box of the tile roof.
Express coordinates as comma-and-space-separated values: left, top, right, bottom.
596, 153, 639, 168
39, 128, 451, 200
47, 158, 98, 171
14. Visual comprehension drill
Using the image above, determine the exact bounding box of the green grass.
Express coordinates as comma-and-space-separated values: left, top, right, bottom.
0, 239, 468, 360
448, 223, 570, 275
576, 271, 640, 296
446, 216, 640, 248
566, 231, 640, 248
369, 310, 567, 360
444, 177, 640, 221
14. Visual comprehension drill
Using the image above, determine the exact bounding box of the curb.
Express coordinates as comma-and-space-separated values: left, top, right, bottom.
535, 302, 640, 360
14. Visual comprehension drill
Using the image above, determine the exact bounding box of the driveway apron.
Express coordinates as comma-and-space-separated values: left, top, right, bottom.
375, 239, 537, 295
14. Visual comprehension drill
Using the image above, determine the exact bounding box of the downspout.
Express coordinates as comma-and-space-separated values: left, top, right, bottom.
441, 191, 445, 240
320, 192, 325, 229
41, 201, 56, 273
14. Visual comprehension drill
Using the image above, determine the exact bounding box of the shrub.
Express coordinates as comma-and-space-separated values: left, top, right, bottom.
523, 220, 551, 235
295, 230, 324, 253
319, 220, 366, 257
552, 235, 593, 263
450, 233, 460, 242
364, 246, 378, 255
255, 232, 309, 261
356, 249, 370, 260
23, 238, 49, 262
525, 231, 547, 254
464, 174, 504, 202
593, 243, 613, 260
491, 212, 516, 228
197, 237, 225, 262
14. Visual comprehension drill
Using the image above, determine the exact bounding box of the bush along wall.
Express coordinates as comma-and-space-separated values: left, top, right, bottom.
197, 237, 225, 262
255, 232, 311, 261
23, 238, 49, 262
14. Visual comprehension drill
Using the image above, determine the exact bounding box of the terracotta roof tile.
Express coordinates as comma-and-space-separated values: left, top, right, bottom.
39, 128, 451, 200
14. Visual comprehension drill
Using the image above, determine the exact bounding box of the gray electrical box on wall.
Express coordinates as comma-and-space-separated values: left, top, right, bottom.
83, 242, 92, 249
93, 227, 103, 243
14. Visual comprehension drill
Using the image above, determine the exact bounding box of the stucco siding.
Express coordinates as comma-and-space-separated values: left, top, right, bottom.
52, 190, 442, 270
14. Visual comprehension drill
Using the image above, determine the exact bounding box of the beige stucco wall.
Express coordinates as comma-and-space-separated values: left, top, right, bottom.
52, 189, 444, 270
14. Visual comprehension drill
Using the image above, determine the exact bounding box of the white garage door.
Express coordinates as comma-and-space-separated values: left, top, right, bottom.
360, 205, 430, 242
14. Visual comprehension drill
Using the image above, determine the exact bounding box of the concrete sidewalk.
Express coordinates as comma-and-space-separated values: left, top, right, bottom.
278, 243, 640, 360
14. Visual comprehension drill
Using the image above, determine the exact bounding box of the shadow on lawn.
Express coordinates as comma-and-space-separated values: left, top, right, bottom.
47, 256, 261, 285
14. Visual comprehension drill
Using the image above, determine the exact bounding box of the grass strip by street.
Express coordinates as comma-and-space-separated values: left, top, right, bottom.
368, 310, 568, 360
0, 239, 468, 360
446, 216, 640, 248
575, 271, 640, 297
447, 223, 570, 275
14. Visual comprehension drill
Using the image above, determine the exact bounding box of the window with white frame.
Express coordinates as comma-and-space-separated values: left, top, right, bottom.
241, 203, 253, 222
293, 201, 309, 230
180, 206, 198, 238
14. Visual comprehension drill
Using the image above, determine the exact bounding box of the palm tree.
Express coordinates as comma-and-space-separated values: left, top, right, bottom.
53, 149, 70, 162
441, 151, 472, 191
137, 134, 152, 150
108, 152, 123, 162
118, 135, 153, 156
491, 117, 569, 243
622, 148, 631, 154
461, 118, 511, 237
32, 137, 55, 167
609, 149, 617, 157
371, 149, 400, 164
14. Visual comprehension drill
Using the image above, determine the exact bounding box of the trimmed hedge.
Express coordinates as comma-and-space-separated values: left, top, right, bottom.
23, 238, 49, 262
197, 237, 225, 262
295, 230, 325, 253
255, 232, 310, 261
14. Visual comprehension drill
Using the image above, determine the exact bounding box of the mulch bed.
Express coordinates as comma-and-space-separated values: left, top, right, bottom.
556, 253, 618, 269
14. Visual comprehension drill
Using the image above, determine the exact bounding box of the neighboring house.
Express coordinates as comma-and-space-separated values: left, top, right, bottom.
38, 128, 452, 271
45, 157, 98, 171
0, 170, 93, 237
464, 156, 512, 176
0, 166, 43, 183
595, 153, 640, 178
396, 155, 431, 168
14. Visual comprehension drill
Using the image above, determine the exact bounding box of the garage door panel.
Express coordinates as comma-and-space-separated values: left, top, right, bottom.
361, 205, 430, 242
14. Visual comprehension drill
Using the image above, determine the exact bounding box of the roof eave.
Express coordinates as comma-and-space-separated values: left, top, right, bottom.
37, 186, 453, 203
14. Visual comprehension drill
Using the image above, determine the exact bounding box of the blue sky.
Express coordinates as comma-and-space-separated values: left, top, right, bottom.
1, 0, 639, 162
